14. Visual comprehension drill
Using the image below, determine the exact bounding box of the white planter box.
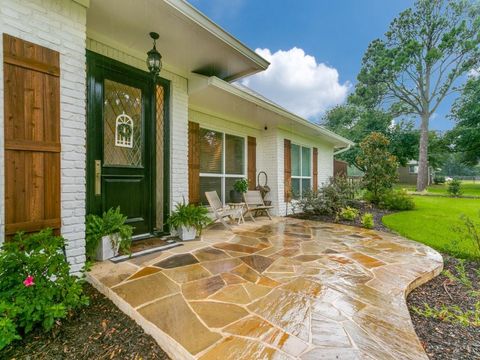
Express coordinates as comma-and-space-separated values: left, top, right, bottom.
95, 234, 120, 261
178, 226, 197, 241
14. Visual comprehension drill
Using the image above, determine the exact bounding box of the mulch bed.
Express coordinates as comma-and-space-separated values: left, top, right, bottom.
2, 283, 170, 360
290, 201, 394, 233
407, 256, 480, 360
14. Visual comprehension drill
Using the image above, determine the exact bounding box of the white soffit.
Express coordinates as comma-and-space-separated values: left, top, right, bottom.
87, 0, 268, 81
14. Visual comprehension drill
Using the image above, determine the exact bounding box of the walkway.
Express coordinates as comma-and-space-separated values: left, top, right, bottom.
88, 218, 443, 360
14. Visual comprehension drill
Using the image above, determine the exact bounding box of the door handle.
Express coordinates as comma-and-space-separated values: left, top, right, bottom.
95, 160, 101, 196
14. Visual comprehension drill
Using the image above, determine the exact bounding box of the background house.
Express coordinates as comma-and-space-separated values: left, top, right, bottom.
398, 160, 435, 185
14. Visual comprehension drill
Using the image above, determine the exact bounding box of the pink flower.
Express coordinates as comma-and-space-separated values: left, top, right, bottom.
23, 275, 35, 287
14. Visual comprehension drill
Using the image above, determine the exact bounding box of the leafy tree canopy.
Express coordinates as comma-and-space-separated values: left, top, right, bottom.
448, 76, 480, 165
323, 104, 417, 169
438, 153, 480, 176
323, 104, 449, 170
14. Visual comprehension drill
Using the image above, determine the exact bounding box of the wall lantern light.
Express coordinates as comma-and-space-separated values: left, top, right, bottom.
146, 32, 162, 79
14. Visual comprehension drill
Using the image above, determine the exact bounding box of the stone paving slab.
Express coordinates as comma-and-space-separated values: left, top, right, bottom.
88, 218, 443, 360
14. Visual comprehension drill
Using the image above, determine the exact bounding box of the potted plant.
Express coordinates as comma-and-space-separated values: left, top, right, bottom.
86, 207, 133, 261
230, 178, 248, 203
168, 201, 211, 241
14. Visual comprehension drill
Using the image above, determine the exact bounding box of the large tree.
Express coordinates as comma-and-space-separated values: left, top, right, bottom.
448, 76, 480, 165
355, 0, 480, 191
323, 104, 418, 170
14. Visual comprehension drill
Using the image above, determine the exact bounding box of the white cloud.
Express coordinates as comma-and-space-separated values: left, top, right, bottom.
239, 47, 350, 120
468, 68, 479, 78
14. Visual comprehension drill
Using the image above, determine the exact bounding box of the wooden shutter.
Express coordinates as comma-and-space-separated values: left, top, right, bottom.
3, 34, 61, 236
334, 159, 348, 177
284, 139, 291, 202
188, 121, 200, 204
247, 136, 256, 190
312, 147, 318, 192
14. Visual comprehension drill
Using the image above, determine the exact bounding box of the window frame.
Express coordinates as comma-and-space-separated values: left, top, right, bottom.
199, 127, 247, 205
291, 143, 313, 199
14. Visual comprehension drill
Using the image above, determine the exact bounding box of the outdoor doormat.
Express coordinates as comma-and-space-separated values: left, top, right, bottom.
130, 237, 178, 253
110, 242, 183, 263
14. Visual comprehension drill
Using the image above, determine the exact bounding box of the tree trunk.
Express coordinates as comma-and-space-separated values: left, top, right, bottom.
417, 113, 430, 191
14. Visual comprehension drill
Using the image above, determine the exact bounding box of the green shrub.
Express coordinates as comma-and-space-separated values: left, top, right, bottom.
339, 206, 359, 221
361, 213, 375, 229
0, 229, 89, 349
299, 176, 360, 215
167, 201, 211, 234
356, 133, 398, 202
447, 179, 462, 197
362, 190, 377, 204
86, 207, 133, 259
233, 178, 248, 193
378, 189, 415, 211
433, 175, 446, 184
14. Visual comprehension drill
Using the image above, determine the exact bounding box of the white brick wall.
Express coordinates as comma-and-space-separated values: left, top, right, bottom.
257, 127, 281, 215
170, 76, 189, 207
187, 111, 337, 217
0, 0, 88, 274
276, 129, 336, 216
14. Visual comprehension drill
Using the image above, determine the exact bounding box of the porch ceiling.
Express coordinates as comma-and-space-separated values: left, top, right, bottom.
86, 0, 268, 81
189, 75, 355, 148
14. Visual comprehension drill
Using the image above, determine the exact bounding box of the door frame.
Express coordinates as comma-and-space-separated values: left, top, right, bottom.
86, 50, 171, 235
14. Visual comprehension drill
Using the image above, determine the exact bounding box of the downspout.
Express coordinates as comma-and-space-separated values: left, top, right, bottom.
333, 144, 352, 156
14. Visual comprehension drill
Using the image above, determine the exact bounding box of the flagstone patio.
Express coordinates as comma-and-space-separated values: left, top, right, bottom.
88, 217, 443, 360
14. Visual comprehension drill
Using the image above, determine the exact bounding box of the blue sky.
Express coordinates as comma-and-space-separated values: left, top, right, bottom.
189, 0, 457, 131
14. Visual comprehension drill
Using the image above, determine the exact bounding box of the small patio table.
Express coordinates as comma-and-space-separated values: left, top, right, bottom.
227, 202, 246, 224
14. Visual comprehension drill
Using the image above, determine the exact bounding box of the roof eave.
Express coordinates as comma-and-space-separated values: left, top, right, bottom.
164, 0, 270, 74
206, 77, 354, 148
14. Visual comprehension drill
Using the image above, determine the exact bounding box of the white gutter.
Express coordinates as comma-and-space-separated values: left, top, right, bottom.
333, 143, 352, 156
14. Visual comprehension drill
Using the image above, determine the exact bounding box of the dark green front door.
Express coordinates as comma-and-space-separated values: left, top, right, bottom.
87, 52, 155, 237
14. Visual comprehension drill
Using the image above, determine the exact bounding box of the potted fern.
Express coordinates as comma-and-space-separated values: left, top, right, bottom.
168, 201, 211, 241
230, 178, 248, 203
86, 207, 133, 261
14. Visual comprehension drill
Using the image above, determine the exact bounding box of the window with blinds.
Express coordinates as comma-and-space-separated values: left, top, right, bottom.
291, 144, 312, 199
198, 128, 246, 204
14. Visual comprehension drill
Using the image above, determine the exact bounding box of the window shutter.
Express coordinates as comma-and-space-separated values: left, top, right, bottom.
188, 121, 200, 204
247, 136, 256, 190
284, 139, 292, 202
313, 147, 318, 192
3, 34, 61, 236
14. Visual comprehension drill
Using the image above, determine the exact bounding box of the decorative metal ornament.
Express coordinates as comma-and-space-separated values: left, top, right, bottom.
256, 171, 271, 201
146, 32, 162, 79
115, 111, 134, 148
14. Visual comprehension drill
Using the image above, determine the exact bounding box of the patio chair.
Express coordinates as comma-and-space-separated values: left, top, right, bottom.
243, 190, 273, 222
205, 191, 243, 229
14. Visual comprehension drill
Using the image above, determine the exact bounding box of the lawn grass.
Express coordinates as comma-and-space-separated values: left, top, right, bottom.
394, 181, 480, 197
382, 196, 480, 259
